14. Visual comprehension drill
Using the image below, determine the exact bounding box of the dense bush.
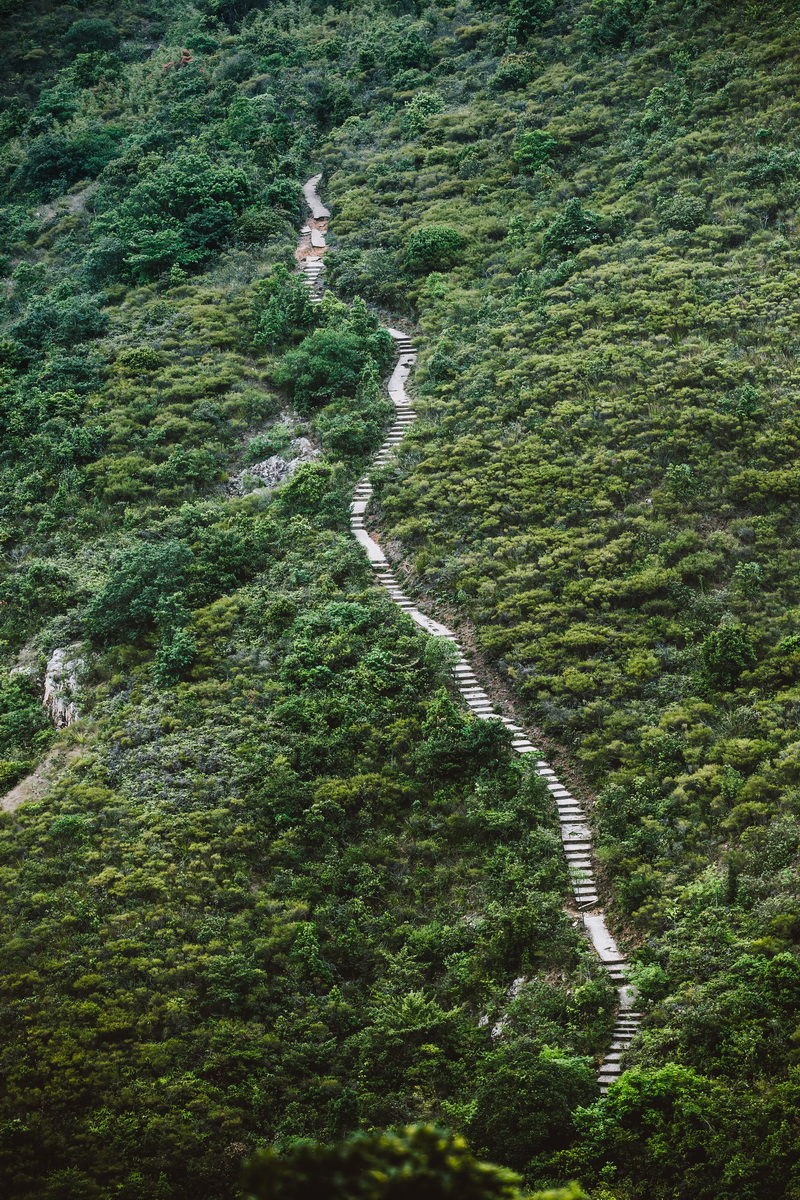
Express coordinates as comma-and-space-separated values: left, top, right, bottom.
243, 1125, 528, 1200
2, 0, 800, 1196
84, 540, 194, 643
405, 226, 466, 274
467, 1047, 597, 1171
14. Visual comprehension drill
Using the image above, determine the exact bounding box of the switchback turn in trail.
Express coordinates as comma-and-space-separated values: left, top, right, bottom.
297, 175, 641, 1094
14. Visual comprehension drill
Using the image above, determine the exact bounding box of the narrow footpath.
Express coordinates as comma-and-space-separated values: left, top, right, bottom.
297, 174, 640, 1093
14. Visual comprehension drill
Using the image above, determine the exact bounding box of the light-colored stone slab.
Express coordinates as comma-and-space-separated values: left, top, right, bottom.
353, 529, 386, 564
582, 913, 624, 963
303, 173, 330, 219
407, 610, 456, 638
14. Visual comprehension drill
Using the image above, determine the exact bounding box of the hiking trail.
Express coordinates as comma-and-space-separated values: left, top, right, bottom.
297, 174, 641, 1093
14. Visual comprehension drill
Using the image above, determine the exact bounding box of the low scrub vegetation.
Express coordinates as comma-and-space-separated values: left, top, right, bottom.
1, 0, 799, 1197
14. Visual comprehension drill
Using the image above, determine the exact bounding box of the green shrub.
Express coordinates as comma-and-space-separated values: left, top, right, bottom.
64, 18, 120, 53
243, 1124, 541, 1200
84, 540, 194, 643
153, 626, 197, 686
508, 0, 556, 42
16, 125, 124, 195
514, 130, 558, 171
386, 33, 434, 76
491, 55, 538, 90
541, 199, 603, 258
106, 153, 251, 279
274, 316, 392, 412
115, 347, 164, 374
253, 266, 317, 350
700, 624, 756, 691
659, 195, 708, 231
579, 0, 651, 50
0, 673, 52, 759
467, 1047, 597, 1170
402, 91, 444, 136
278, 462, 333, 513
315, 402, 386, 458
405, 226, 466, 274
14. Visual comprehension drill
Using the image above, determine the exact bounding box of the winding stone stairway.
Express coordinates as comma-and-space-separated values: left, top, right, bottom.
297, 176, 641, 1094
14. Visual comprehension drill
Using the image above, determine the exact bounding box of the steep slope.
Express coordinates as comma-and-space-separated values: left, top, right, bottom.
1, 1, 800, 1198
299, 173, 640, 1095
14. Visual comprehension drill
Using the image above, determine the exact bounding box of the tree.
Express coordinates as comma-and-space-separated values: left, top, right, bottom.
278, 462, 333, 513
417, 690, 511, 780
242, 1124, 585, 1199
700, 624, 756, 690
541, 199, 603, 258
84, 540, 194, 643
108, 153, 251, 279
514, 130, 558, 172
16, 125, 123, 195
467, 1046, 597, 1171
508, 0, 557, 42
0, 672, 53, 759
253, 266, 317, 350
274, 329, 373, 412
64, 18, 120, 53
405, 227, 466, 274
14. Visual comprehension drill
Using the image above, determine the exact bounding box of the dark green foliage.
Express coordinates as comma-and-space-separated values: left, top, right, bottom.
84, 540, 194, 643
315, 400, 387, 459
417, 690, 512, 781
491, 55, 538, 92
386, 33, 433, 77
276, 328, 369, 410
560, 1064, 800, 1199
278, 461, 333, 512
541, 200, 602, 259
659, 194, 708, 231
103, 153, 251, 280
405, 227, 466, 275
12, 293, 108, 346
243, 1125, 537, 1199
154, 625, 197, 685
700, 624, 756, 691
253, 266, 317, 349
468, 1047, 597, 1171
514, 131, 558, 172
0, 672, 52, 759
64, 18, 120, 54
508, 0, 557, 43
275, 309, 392, 413
17, 125, 124, 195
579, 0, 652, 50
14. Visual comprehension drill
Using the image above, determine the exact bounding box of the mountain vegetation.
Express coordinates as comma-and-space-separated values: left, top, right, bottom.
1, 0, 799, 1198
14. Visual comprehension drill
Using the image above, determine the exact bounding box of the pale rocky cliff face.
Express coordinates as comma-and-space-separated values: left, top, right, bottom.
42, 644, 83, 728
229, 437, 320, 495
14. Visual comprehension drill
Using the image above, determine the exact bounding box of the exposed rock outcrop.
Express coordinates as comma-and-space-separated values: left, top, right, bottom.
228, 437, 320, 495
42, 644, 83, 728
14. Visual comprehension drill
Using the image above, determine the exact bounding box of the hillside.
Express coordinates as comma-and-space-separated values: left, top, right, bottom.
1, 1, 800, 1198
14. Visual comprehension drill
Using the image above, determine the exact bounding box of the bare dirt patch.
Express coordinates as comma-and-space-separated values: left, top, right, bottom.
1, 743, 81, 814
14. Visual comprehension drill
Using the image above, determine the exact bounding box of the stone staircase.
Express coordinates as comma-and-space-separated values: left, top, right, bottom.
300, 252, 324, 304
297, 174, 642, 1095
598, 1012, 643, 1094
